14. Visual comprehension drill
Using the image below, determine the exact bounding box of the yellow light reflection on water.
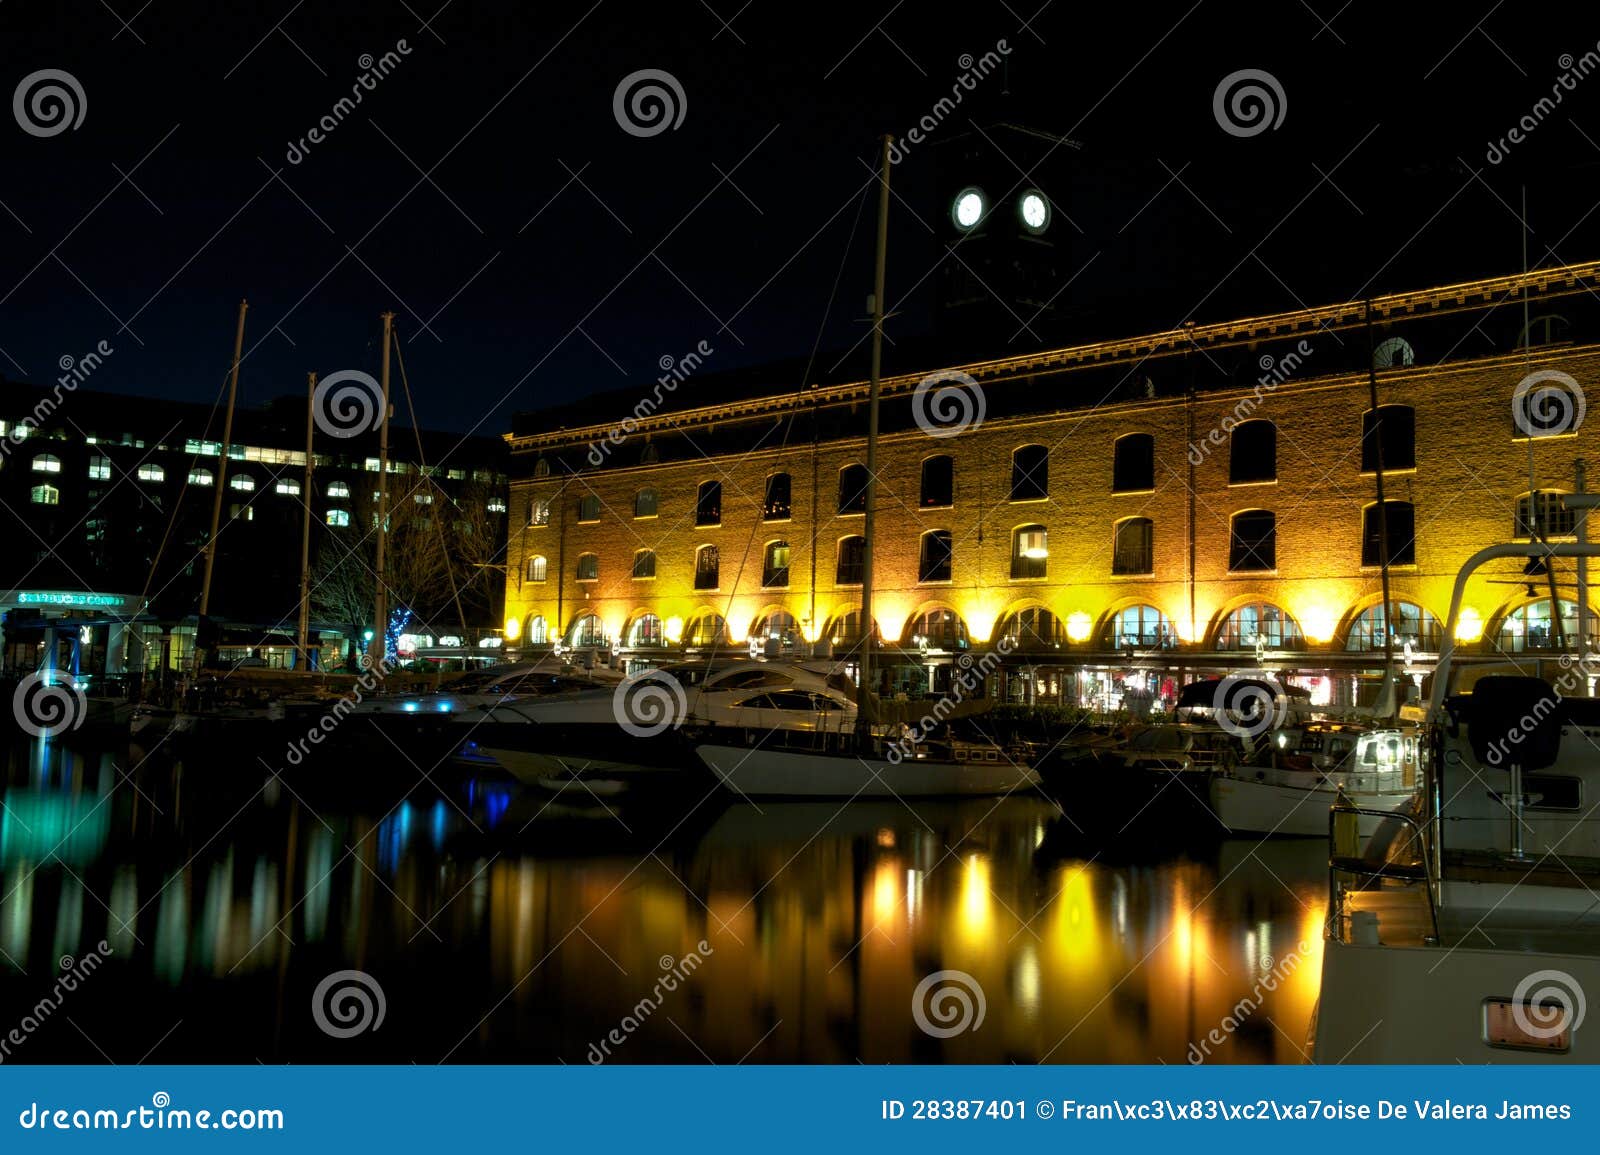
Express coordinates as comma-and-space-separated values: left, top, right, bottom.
958, 854, 992, 939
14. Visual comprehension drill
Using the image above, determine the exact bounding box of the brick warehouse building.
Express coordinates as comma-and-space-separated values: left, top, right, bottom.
501, 261, 1600, 712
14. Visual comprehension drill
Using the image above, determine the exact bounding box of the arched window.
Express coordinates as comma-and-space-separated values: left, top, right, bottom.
838, 464, 868, 514
31, 454, 60, 473
1112, 433, 1154, 493
908, 609, 968, 650
1011, 525, 1048, 579
1344, 601, 1440, 652
920, 455, 954, 508
1229, 510, 1276, 572
1362, 405, 1416, 471
634, 488, 658, 518
763, 473, 792, 520
326, 509, 351, 528
684, 613, 729, 647
87, 455, 110, 480
230, 473, 255, 492
762, 540, 791, 587
277, 478, 300, 496
919, 529, 953, 583
525, 555, 547, 582
529, 499, 550, 526
827, 609, 872, 644
527, 615, 548, 644
577, 493, 601, 522
1229, 420, 1276, 484
327, 481, 350, 498
1102, 604, 1176, 649
30, 484, 58, 505
189, 468, 214, 487
632, 549, 657, 579
575, 553, 599, 582
1010, 444, 1048, 501
567, 613, 605, 647
836, 535, 866, 585
1112, 518, 1153, 575
1497, 599, 1579, 653
533, 457, 552, 477
1515, 491, 1576, 538
1216, 602, 1304, 650
998, 608, 1064, 648
1362, 500, 1416, 566
751, 610, 798, 641
694, 544, 719, 590
696, 480, 722, 526
138, 464, 166, 483
628, 614, 665, 647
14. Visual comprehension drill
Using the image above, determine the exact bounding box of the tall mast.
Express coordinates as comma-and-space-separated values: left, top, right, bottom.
855, 135, 892, 742
195, 298, 248, 669
297, 371, 317, 670
366, 312, 395, 673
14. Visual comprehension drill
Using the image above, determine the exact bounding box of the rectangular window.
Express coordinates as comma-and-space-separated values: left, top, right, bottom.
1112, 519, 1153, 575
696, 482, 722, 526
694, 546, 719, 590
88, 456, 111, 480
919, 531, 953, 583
763, 474, 792, 520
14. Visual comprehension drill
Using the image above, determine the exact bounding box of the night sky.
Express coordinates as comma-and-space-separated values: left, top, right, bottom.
3, 2, 1599, 434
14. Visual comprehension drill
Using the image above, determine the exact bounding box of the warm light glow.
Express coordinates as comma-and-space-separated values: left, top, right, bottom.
1456, 606, 1484, 642
663, 616, 684, 643
958, 853, 993, 938
1066, 611, 1092, 642
503, 615, 521, 641
1301, 605, 1336, 643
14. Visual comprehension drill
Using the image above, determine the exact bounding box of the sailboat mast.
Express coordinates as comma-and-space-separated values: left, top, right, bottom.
855, 136, 892, 741
366, 312, 395, 673
297, 371, 316, 669
195, 298, 248, 669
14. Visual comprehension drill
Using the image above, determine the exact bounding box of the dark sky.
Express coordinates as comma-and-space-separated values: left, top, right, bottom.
3, 1, 1599, 434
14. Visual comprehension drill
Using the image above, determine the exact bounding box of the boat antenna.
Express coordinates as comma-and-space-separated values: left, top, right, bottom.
855, 134, 893, 745
193, 298, 248, 672
366, 311, 395, 674
296, 371, 317, 670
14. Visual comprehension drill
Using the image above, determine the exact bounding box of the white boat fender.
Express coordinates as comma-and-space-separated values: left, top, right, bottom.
1350, 910, 1380, 945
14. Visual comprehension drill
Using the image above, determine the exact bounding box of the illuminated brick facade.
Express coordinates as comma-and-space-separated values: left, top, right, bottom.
503, 263, 1600, 697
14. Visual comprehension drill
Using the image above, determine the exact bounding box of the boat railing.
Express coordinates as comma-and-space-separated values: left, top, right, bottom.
1325, 803, 1439, 946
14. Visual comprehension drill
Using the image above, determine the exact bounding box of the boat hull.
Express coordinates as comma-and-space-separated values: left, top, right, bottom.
696, 744, 1040, 798
1209, 775, 1413, 837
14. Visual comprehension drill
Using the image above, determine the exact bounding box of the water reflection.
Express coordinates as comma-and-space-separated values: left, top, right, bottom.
0, 740, 1324, 1063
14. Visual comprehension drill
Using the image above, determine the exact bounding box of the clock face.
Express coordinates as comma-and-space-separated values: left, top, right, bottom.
952, 188, 985, 230
1020, 191, 1049, 231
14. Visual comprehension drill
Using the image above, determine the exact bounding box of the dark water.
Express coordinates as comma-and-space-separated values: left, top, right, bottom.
0, 739, 1325, 1064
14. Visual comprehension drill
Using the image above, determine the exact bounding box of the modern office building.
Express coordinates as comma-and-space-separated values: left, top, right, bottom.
0, 382, 508, 683
502, 260, 1600, 710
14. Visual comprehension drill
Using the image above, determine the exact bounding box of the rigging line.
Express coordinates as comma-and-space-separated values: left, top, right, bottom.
391, 326, 470, 637
711, 170, 875, 667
